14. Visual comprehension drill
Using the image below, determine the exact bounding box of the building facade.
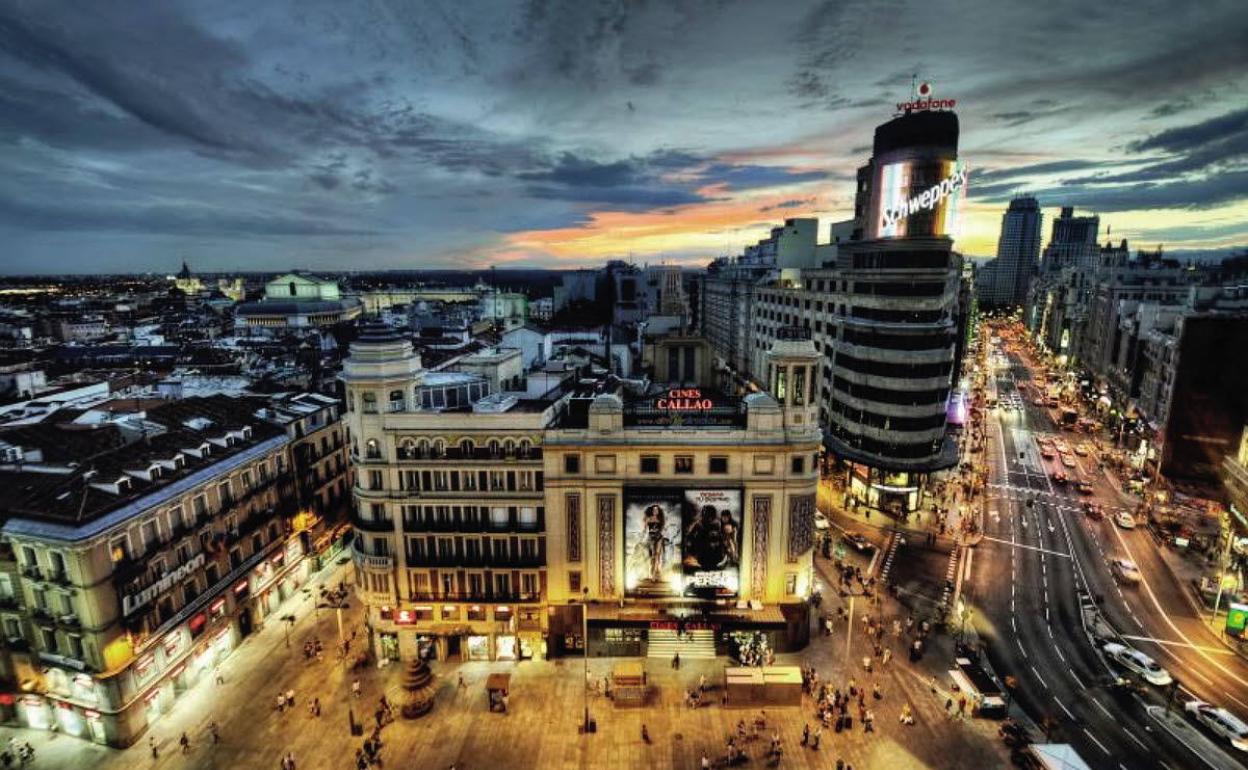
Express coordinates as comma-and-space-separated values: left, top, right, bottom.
0, 396, 308, 747
343, 322, 821, 662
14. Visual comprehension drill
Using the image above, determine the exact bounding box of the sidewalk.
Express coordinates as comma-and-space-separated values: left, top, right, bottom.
1151, 539, 1248, 661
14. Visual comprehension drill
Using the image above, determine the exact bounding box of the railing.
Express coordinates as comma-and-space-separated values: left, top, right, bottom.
404, 552, 545, 569
407, 590, 541, 603
401, 513, 545, 534
351, 542, 394, 570
350, 511, 396, 532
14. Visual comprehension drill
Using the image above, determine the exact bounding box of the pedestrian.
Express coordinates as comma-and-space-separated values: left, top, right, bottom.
872, 682, 882, 700
352, 679, 361, 698
179, 731, 190, 754
641, 723, 650, 744
801, 723, 809, 746
285, 688, 295, 708
209, 720, 220, 743
899, 703, 914, 725
310, 697, 321, 717
958, 695, 968, 717
672, 652, 680, 670
457, 672, 467, 690
276, 692, 287, 712
811, 726, 821, 750
149, 736, 159, 759
945, 697, 954, 717
701, 754, 711, 770
881, 648, 892, 667
698, 673, 707, 693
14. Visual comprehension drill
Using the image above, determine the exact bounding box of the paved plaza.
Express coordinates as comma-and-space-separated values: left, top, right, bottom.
0, 553, 1012, 770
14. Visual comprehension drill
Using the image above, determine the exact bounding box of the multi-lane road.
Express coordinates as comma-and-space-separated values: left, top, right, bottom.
966, 343, 1248, 769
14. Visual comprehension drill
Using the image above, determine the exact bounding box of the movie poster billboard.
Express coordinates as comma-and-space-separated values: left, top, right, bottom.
681, 489, 742, 599
624, 488, 742, 599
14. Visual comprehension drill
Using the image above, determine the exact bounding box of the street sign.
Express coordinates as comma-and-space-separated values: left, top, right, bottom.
1227, 603, 1248, 637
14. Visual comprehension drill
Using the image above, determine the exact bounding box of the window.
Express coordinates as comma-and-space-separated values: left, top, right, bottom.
594, 455, 616, 474
39, 627, 58, 653
563, 454, 581, 474
568, 571, 582, 594
709, 456, 729, 474
674, 456, 694, 474
791, 456, 806, 474
193, 495, 208, 517
785, 573, 798, 596
362, 393, 378, 414
141, 520, 159, 550
639, 456, 660, 474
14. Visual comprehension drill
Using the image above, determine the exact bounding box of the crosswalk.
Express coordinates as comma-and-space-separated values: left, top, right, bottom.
985, 482, 1134, 518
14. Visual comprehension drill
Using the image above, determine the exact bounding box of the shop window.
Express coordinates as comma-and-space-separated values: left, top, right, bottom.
709, 456, 729, 474
467, 605, 486, 621
674, 456, 694, 474
441, 605, 460, 621
639, 456, 659, 474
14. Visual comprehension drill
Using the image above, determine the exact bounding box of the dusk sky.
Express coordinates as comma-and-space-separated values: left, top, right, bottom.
1, 0, 1246, 275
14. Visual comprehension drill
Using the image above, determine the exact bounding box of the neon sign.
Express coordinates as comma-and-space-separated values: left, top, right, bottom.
654, 388, 713, 411
881, 166, 968, 231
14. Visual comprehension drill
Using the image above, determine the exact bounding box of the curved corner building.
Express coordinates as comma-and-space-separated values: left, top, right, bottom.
826, 109, 964, 513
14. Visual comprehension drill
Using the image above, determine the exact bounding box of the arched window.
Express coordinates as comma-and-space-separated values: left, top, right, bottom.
388, 390, 405, 412
365, 438, 380, 460
460, 438, 475, 456
432, 439, 445, 457
361, 392, 377, 414
417, 439, 430, 459
488, 439, 501, 457
518, 439, 531, 459
503, 439, 516, 457
399, 438, 417, 460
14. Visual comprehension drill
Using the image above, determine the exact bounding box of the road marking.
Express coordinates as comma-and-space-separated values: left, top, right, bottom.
1069, 669, 1087, 689
1054, 645, 1065, 662
1124, 729, 1148, 750
1083, 728, 1111, 755
1032, 665, 1048, 689
1018, 639, 1028, 658
1119, 635, 1236, 656
1054, 697, 1075, 720
1108, 516, 1248, 689
1226, 692, 1248, 711
1093, 699, 1113, 718
980, 535, 1072, 558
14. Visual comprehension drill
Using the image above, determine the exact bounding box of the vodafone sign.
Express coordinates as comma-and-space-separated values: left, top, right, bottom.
896, 82, 956, 113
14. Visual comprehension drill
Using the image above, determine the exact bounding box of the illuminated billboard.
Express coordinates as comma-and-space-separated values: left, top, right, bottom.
623, 488, 743, 598
872, 159, 967, 239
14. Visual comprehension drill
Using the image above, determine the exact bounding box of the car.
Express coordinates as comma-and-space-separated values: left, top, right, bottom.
1048, 398, 1060, 408
814, 511, 830, 531
1102, 642, 1172, 686
1074, 444, 1090, 456
1076, 480, 1094, 495
1033, 397, 1045, 406
1040, 447, 1056, 460
1185, 701, 1248, 751
1061, 454, 1078, 468
843, 532, 875, 553
1110, 558, 1141, 584
1051, 470, 1068, 485
1115, 511, 1137, 529
1083, 501, 1104, 520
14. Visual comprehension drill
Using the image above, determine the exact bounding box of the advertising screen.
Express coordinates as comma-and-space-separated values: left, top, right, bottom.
623, 488, 742, 598
872, 159, 967, 239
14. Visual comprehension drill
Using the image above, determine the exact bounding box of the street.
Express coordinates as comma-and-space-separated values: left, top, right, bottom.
968, 335, 1248, 769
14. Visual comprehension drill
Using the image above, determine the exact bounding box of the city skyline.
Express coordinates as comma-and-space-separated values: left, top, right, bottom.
1, 0, 1247, 275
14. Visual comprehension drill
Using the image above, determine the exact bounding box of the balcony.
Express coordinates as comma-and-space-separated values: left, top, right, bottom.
404, 552, 545, 570
395, 447, 543, 463
350, 511, 396, 533
407, 590, 541, 604
20, 564, 42, 582
401, 511, 546, 534
352, 542, 394, 571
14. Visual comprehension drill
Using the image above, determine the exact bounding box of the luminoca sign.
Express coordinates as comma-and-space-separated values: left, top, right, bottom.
880, 165, 969, 230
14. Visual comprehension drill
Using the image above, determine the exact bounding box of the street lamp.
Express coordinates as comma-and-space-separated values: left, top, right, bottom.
577, 588, 592, 735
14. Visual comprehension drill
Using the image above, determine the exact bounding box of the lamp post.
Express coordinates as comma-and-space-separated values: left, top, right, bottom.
579, 589, 592, 734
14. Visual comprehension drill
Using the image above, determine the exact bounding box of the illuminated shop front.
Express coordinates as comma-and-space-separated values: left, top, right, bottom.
847, 464, 924, 514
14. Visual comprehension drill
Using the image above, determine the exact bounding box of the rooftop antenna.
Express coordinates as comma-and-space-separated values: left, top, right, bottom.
911, 73, 918, 100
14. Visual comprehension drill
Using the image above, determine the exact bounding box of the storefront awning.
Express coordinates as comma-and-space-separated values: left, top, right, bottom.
584, 602, 788, 626
421, 623, 474, 636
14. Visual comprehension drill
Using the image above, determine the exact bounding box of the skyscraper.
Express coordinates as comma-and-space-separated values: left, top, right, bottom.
989, 196, 1042, 307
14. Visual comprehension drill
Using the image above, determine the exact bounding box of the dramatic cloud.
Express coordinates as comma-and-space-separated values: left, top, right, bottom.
0, 0, 1245, 273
